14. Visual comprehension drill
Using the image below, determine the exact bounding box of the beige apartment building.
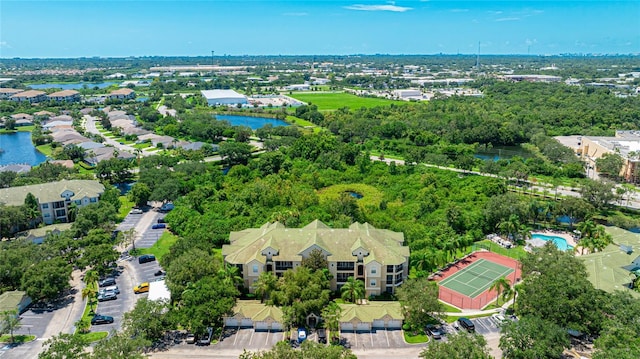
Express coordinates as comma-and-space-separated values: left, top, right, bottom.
579, 131, 640, 182
223, 220, 409, 296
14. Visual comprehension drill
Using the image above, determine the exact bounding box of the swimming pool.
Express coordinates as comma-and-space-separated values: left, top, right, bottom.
531, 233, 574, 251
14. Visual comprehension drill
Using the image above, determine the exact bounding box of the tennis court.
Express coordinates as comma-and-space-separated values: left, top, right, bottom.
439, 258, 514, 298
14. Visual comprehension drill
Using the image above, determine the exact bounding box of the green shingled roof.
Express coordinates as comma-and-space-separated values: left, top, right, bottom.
339, 302, 403, 323
231, 300, 283, 322
223, 221, 408, 266
0, 291, 27, 313
0, 180, 104, 207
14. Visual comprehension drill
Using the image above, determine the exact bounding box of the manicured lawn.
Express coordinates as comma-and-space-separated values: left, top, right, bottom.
36, 144, 54, 156
472, 240, 528, 260
403, 331, 429, 344
76, 331, 108, 343
0, 126, 35, 134
0, 334, 36, 343
133, 142, 152, 149
289, 92, 403, 111
117, 195, 135, 221
440, 301, 462, 313
135, 231, 178, 261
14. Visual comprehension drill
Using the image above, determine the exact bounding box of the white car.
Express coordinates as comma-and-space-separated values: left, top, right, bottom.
130, 208, 143, 214
492, 314, 509, 325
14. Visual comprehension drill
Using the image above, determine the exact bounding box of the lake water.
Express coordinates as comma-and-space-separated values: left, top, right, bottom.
0, 132, 47, 166
215, 115, 289, 130
28, 82, 118, 90
475, 145, 532, 161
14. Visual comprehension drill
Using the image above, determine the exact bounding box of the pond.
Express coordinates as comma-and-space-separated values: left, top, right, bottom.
215, 115, 289, 130
347, 191, 364, 199
28, 82, 118, 90
0, 132, 47, 166
475, 145, 532, 161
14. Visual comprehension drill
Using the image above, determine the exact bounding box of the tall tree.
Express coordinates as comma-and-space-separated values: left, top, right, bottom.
0, 310, 21, 343
321, 301, 342, 343
489, 277, 512, 307
396, 277, 443, 331
340, 277, 365, 304
38, 333, 89, 359
419, 333, 492, 359
254, 271, 278, 303
301, 249, 328, 272
499, 316, 570, 359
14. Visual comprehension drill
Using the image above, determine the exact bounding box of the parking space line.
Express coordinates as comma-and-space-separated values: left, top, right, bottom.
265, 330, 270, 345
233, 328, 240, 346
384, 330, 390, 347
249, 330, 254, 346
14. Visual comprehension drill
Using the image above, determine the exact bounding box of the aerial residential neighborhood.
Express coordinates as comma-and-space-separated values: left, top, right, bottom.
1, 1, 639, 359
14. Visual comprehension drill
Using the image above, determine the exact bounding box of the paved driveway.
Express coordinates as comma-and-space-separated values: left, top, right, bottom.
340, 329, 413, 350
136, 212, 165, 249
216, 328, 283, 351
92, 265, 138, 333
472, 316, 502, 335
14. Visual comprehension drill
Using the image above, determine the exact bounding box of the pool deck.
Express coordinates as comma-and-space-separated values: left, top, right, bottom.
529, 230, 579, 253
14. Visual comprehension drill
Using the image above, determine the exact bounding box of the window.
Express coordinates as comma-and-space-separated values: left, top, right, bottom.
370, 279, 377, 286
90, 197, 97, 203
275, 261, 293, 271
55, 209, 66, 217
42, 203, 49, 209
370, 267, 377, 274
387, 265, 394, 273
337, 262, 354, 271
337, 273, 353, 283
43, 213, 50, 218
74, 200, 81, 205
252, 265, 259, 274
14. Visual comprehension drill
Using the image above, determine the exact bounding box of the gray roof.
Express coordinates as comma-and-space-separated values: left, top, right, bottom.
0, 180, 104, 206
0, 164, 32, 174
77, 141, 105, 150
201, 89, 246, 100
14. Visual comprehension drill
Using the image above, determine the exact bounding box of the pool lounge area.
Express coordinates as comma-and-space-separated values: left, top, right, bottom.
527, 231, 577, 252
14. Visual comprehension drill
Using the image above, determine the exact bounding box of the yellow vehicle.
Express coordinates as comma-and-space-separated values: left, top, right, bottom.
133, 282, 150, 294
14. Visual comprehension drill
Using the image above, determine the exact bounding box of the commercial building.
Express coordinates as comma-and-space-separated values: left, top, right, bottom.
201, 89, 248, 106
48, 89, 81, 102
578, 131, 640, 182
0, 180, 105, 224
223, 220, 409, 296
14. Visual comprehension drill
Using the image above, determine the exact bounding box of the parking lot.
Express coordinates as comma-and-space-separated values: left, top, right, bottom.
340, 329, 412, 350
216, 328, 284, 351
136, 212, 166, 249
471, 316, 504, 335
92, 265, 139, 333
12, 303, 60, 339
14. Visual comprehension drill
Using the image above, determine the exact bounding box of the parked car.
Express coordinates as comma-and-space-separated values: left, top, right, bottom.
97, 292, 117, 302
186, 333, 196, 344
91, 314, 114, 325
317, 328, 327, 344
151, 223, 166, 229
426, 324, 443, 339
99, 285, 120, 295
197, 327, 213, 346
138, 254, 156, 264
130, 208, 143, 214
297, 327, 307, 344
458, 317, 475, 332
159, 203, 174, 212
133, 282, 150, 294
99, 277, 116, 287
492, 314, 509, 326
157, 218, 166, 223
154, 270, 165, 277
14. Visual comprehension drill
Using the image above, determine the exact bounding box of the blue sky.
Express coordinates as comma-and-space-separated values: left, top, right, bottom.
1, 1, 638, 58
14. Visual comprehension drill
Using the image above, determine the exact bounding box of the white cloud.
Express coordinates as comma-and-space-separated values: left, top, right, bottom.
451, 9, 469, 13
0, 41, 11, 48
488, 11, 503, 15
283, 12, 308, 16
344, 4, 412, 12
496, 17, 520, 22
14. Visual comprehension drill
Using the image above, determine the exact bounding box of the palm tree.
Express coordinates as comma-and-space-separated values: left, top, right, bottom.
218, 265, 244, 289
340, 277, 365, 304
254, 272, 278, 303
489, 277, 511, 307
1, 310, 21, 343
630, 270, 640, 290
321, 302, 342, 343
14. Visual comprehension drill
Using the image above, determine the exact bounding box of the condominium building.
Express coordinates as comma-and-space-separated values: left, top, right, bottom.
223, 220, 409, 296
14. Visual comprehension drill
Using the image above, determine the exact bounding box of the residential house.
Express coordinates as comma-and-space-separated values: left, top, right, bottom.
0, 180, 105, 225
48, 89, 81, 102
9, 90, 47, 103
0, 88, 24, 100
223, 220, 409, 296
108, 88, 135, 100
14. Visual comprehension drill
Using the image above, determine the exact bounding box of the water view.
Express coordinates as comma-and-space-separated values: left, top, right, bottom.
215, 115, 289, 130
28, 82, 118, 90
0, 132, 48, 166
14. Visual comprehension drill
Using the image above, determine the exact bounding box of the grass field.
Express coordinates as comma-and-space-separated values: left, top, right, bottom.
439, 259, 513, 298
0, 126, 35, 134
135, 231, 179, 261
36, 144, 54, 157
289, 92, 403, 111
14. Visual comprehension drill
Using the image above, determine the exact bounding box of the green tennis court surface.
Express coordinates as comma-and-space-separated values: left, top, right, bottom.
439, 259, 514, 298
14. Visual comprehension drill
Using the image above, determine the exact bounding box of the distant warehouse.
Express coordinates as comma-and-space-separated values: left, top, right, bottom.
201, 89, 248, 106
